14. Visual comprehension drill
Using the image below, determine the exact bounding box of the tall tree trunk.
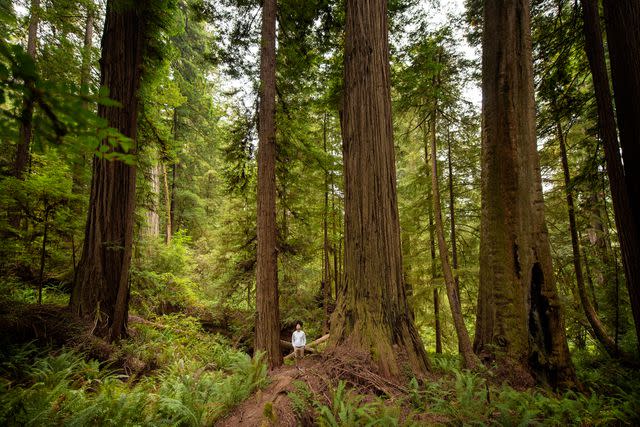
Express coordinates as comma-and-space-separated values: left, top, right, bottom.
72, 5, 94, 193
70, 0, 148, 342
38, 205, 49, 305
255, 0, 282, 369
80, 6, 94, 107
162, 162, 172, 244
13, 0, 39, 181
146, 162, 160, 237
169, 163, 176, 230
556, 116, 620, 357
426, 142, 442, 354
331, 170, 339, 301
329, 0, 430, 378
322, 113, 331, 334
601, 0, 640, 350
447, 129, 459, 293
428, 107, 477, 369
474, 0, 575, 388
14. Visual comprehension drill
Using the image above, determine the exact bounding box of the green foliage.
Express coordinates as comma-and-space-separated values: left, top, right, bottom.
407, 360, 640, 426
315, 381, 403, 427
0, 329, 268, 426
288, 379, 315, 416
130, 232, 208, 316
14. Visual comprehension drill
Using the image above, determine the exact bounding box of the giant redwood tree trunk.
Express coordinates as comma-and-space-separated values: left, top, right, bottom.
255, 0, 282, 369
474, 0, 575, 388
329, 0, 430, 378
70, 0, 149, 342
601, 0, 640, 350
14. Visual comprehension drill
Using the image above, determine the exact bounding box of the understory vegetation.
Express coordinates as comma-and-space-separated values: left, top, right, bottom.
0, 314, 268, 426
2, 0, 640, 425
287, 354, 640, 426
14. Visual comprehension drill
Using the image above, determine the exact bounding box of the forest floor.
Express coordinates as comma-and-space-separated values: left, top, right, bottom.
2, 299, 640, 426
217, 359, 313, 426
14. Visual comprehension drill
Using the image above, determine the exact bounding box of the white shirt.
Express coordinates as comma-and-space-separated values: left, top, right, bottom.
292, 330, 306, 348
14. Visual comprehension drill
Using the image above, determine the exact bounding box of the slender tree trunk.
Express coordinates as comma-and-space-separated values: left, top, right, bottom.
428, 107, 477, 369
13, 0, 39, 181
255, 0, 282, 369
70, 0, 149, 342
426, 146, 442, 354
80, 7, 94, 106
329, 0, 430, 378
146, 162, 160, 237
170, 162, 177, 233
434, 289, 442, 354
331, 171, 339, 301
162, 162, 172, 244
72, 5, 94, 193
556, 116, 621, 357
601, 0, 640, 350
38, 205, 49, 305
322, 113, 331, 334
581, 235, 598, 312
447, 129, 460, 293
474, 0, 575, 388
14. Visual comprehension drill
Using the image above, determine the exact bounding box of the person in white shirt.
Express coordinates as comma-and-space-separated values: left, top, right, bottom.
291, 323, 306, 363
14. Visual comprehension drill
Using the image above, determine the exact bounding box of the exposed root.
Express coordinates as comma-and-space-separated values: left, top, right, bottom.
318, 347, 408, 397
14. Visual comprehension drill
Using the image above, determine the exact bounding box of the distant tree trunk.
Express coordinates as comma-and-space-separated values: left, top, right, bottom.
447, 130, 460, 293
601, 0, 640, 350
80, 6, 94, 106
582, 0, 639, 353
70, 0, 149, 342
331, 171, 339, 301
426, 146, 442, 354
329, 0, 430, 378
72, 5, 94, 193
170, 162, 177, 233
474, 0, 575, 388
255, 0, 282, 369
428, 106, 477, 369
13, 0, 39, 181
322, 113, 331, 334
146, 162, 160, 237
162, 162, 172, 244
38, 204, 50, 305
556, 116, 621, 357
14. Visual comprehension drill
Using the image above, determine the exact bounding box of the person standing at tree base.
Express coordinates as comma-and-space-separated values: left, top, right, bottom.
291, 322, 306, 363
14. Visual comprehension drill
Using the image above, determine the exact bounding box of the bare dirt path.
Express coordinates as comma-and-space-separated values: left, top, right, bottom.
216, 357, 319, 427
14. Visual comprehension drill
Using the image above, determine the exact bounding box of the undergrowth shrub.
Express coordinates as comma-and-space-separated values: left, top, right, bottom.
130, 232, 210, 317
410, 358, 640, 426
315, 381, 403, 427
0, 327, 268, 426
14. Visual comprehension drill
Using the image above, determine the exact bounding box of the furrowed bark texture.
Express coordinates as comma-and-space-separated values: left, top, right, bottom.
474, 0, 575, 388
255, 0, 282, 369
70, 0, 148, 341
601, 0, 640, 350
330, 0, 430, 378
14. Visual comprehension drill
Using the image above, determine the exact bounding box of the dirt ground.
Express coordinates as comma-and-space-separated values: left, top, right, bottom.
216, 357, 321, 427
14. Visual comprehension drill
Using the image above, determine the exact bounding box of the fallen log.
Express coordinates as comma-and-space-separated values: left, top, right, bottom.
282, 334, 330, 360
280, 340, 318, 354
